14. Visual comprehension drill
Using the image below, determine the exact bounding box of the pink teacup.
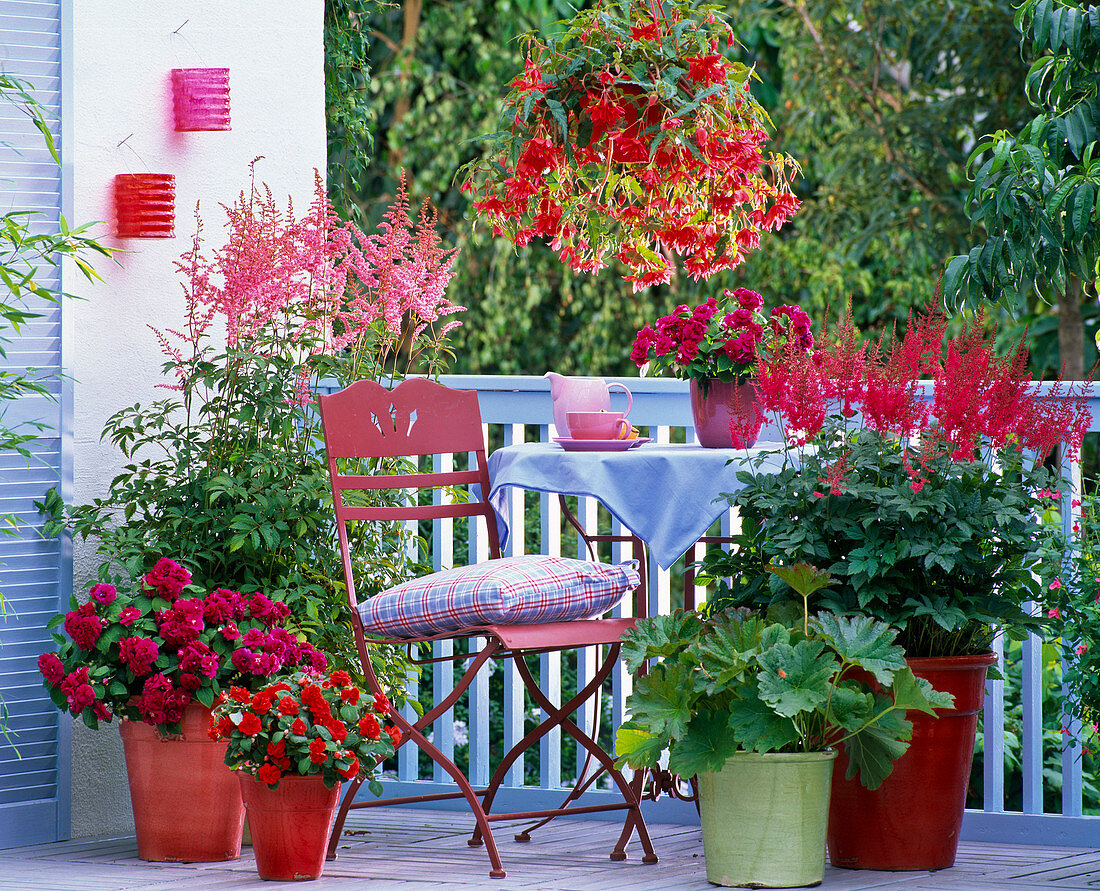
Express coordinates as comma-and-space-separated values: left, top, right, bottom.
567, 411, 630, 440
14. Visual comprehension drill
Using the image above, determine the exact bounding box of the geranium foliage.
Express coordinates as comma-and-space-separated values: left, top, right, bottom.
462, 0, 801, 290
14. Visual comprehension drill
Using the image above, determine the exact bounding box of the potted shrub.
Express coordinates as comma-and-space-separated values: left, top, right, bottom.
615, 564, 950, 888
698, 308, 1090, 869
461, 0, 801, 290
629, 288, 813, 447
38, 557, 328, 862
210, 669, 398, 881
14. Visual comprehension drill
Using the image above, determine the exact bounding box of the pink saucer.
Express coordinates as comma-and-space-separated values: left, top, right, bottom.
552, 436, 651, 452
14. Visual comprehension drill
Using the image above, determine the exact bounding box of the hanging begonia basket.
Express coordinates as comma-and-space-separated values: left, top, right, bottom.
461, 0, 801, 291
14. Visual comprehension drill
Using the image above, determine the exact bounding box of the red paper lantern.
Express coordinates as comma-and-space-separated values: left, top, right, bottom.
172, 68, 231, 131
115, 174, 175, 238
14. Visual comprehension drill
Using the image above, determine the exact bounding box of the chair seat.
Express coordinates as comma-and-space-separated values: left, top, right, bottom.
359, 554, 639, 639
485, 617, 637, 650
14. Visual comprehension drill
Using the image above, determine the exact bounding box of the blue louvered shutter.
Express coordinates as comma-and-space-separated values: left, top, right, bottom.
0, 0, 69, 848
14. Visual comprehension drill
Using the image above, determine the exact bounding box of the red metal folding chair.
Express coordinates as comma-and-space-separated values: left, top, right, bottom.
317, 377, 658, 878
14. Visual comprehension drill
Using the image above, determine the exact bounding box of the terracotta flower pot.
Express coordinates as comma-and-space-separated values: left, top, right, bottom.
119, 703, 244, 862
240, 773, 342, 881
690, 377, 763, 448
827, 652, 996, 870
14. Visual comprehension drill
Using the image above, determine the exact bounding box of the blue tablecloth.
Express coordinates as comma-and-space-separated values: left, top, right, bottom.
486, 442, 789, 569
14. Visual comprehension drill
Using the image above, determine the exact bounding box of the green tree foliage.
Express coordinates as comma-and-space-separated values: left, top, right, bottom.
727, 0, 1032, 330
943, 0, 1100, 378
326, 0, 379, 223
332, 1, 1039, 373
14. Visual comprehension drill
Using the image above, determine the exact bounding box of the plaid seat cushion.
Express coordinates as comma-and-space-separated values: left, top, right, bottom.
359, 555, 639, 639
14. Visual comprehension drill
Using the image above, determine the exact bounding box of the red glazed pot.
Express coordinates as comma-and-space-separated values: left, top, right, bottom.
827, 652, 996, 871
240, 774, 342, 881
689, 378, 763, 448
119, 703, 244, 862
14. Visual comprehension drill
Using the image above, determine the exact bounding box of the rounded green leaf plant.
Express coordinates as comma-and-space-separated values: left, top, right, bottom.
615, 564, 953, 789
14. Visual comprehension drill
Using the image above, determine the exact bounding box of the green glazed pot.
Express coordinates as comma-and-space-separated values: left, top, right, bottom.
697, 749, 837, 888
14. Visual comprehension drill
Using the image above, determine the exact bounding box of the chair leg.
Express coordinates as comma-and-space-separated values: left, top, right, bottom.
474, 645, 619, 833
471, 646, 658, 866
388, 706, 508, 878
512, 648, 657, 864
513, 753, 608, 842
353, 638, 510, 878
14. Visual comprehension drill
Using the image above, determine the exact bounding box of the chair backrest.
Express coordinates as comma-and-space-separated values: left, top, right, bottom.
318, 378, 503, 612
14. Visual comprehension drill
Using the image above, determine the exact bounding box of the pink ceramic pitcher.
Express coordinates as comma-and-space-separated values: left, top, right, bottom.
544, 372, 633, 435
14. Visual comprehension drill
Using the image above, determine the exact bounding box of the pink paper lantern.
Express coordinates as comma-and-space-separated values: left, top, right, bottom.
115, 174, 175, 238
172, 68, 231, 131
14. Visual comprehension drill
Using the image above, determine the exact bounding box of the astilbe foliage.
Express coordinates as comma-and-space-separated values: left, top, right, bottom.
702, 307, 1091, 656
461, 0, 800, 291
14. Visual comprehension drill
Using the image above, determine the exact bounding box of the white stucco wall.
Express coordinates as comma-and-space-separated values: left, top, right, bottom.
66, 1, 325, 838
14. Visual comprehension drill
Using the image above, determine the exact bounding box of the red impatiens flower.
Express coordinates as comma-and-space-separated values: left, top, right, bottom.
257, 763, 282, 786
309, 737, 329, 764
290, 718, 307, 736
252, 691, 275, 715
278, 696, 300, 716
358, 713, 381, 740
238, 712, 262, 736
338, 755, 360, 780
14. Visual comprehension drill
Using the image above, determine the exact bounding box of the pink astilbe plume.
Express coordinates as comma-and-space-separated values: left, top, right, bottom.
154, 161, 463, 409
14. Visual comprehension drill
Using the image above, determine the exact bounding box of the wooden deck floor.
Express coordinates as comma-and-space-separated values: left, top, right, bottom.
3, 807, 1100, 890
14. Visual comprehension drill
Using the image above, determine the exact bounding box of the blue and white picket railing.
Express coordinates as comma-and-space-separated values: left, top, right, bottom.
361, 374, 1100, 844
